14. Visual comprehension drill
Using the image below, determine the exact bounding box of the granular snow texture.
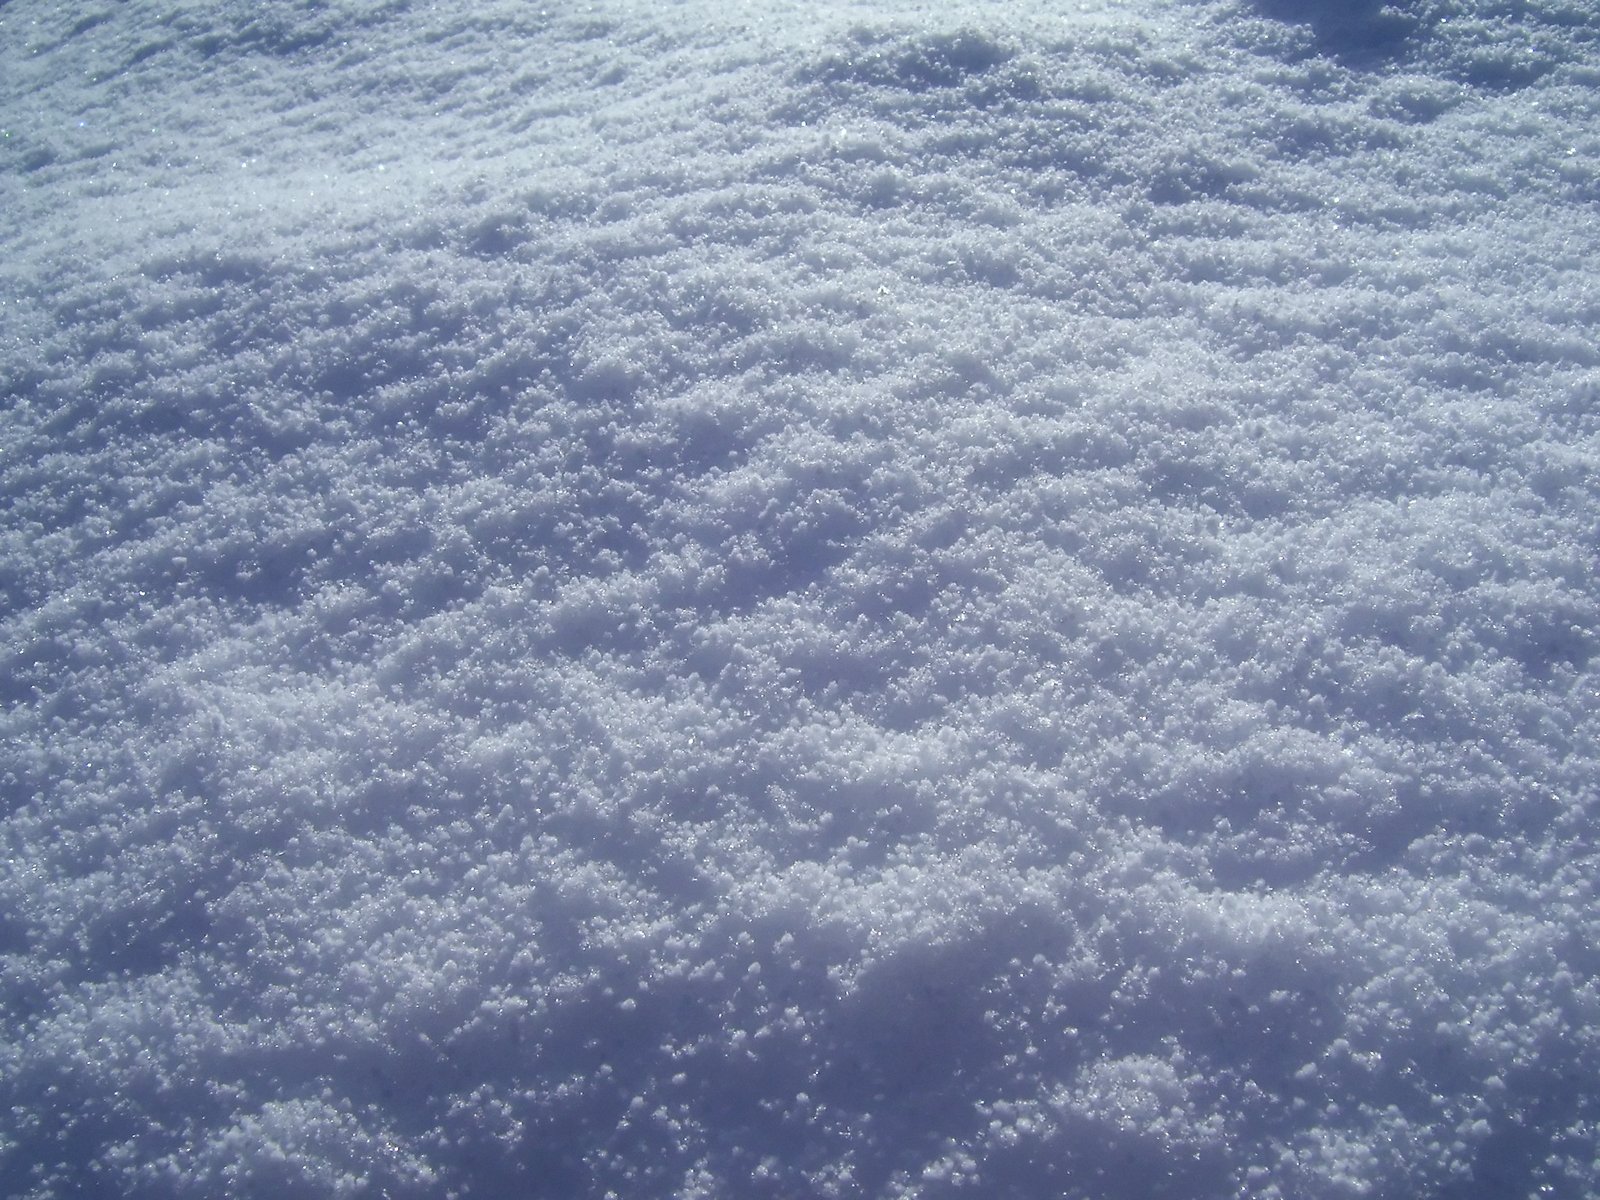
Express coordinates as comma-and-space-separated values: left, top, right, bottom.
2, 0, 1599, 1196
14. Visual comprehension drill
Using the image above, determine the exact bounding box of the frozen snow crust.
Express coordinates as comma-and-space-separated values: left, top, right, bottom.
2, 0, 1599, 1196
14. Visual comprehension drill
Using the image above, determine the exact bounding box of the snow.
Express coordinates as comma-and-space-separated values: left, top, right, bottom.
2, 0, 1599, 1196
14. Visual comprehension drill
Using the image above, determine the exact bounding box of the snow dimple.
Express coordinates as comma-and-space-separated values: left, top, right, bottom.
1245, 0, 1600, 89
1251, 0, 1419, 59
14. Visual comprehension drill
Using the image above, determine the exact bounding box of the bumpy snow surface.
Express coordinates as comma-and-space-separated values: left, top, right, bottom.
2, 0, 1599, 1196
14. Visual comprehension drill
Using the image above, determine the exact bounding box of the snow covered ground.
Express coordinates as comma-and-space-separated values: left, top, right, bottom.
2, 0, 1598, 1195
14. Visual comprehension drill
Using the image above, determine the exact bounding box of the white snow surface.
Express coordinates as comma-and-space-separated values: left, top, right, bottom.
2, 0, 1599, 1196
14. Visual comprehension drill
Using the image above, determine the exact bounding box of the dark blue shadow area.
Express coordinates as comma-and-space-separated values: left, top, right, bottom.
1251, 0, 1418, 60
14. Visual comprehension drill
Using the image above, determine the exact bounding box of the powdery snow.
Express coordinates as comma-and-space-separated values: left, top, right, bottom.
2, 0, 1598, 1196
